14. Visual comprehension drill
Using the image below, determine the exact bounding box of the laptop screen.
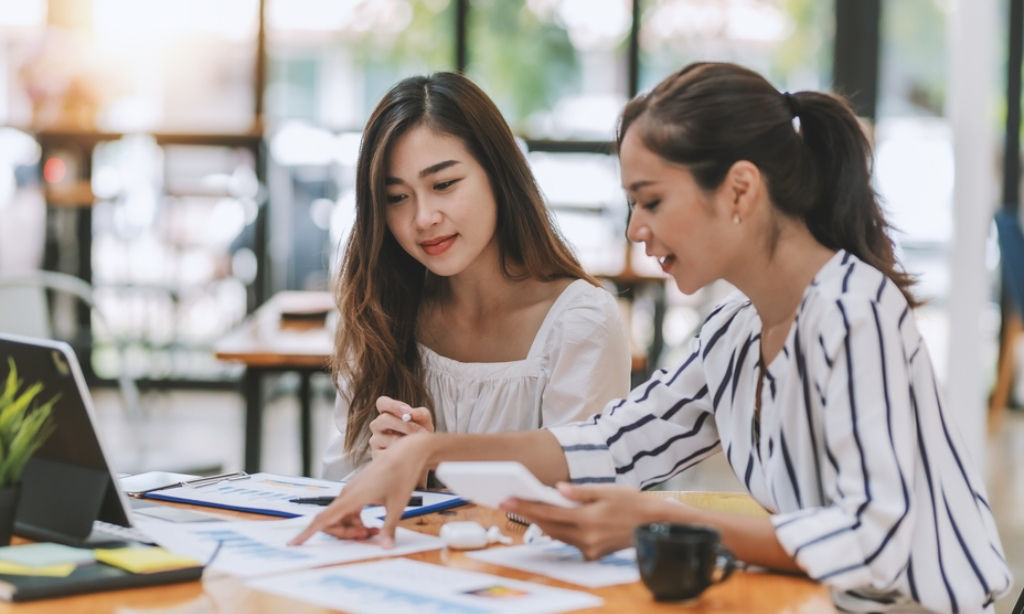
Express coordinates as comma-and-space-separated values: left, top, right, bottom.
0, 333, 132, 542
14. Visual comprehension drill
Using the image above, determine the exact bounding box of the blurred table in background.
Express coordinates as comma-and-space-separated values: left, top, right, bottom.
214, 290, 334, 476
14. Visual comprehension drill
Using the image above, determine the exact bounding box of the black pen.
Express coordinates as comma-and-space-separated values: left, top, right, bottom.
288, 495, 423, 506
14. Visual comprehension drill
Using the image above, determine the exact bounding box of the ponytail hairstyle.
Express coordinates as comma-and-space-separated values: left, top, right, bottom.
616, 62, 917, 306
334, 72, 595, 462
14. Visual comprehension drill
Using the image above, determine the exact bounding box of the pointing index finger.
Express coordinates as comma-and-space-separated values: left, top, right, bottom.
288, 515, 325, 545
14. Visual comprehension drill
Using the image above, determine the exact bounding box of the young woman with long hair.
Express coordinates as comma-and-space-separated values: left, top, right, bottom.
299, 63, 1010, 613
320, 72, 631, 479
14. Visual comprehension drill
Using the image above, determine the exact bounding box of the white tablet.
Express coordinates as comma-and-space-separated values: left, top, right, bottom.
434, 461, 578, 509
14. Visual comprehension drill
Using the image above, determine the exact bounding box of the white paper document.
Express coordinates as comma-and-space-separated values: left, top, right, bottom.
469, 542, 639, 588
144, 472, 342, 516
133, 515, 443, 577
142, 472, 463, 519
248, 558, 604, 613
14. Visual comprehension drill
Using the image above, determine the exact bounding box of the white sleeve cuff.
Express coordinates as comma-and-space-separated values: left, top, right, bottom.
546, 422, 619, 484
772, 507, 875, 589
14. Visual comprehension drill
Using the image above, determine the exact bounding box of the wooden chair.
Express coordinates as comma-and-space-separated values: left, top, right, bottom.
0, 271, 141, 419
0, 272, 157, 467
0, 271, 225, 475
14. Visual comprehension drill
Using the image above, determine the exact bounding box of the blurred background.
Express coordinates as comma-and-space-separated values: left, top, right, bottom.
0, 0, 980, 395
0, 0, 1022, 608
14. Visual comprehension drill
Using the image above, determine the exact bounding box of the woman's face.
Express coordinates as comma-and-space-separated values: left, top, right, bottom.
383, 124, 499, 279
619, 126, 738, 295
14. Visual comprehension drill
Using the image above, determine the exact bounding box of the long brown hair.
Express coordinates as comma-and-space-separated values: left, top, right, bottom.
335, 72, 595, 461
617, 62, 917, 306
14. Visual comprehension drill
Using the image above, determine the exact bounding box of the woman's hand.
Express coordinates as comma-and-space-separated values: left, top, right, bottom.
288, 433, 433, 548
500, 483, 675, 560
369, 396, 434, 460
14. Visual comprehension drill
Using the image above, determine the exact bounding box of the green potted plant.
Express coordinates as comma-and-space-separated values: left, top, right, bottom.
0, 357, 55, 545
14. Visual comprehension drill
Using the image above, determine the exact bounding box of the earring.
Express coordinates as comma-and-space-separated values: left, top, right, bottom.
732, 214, 740, 225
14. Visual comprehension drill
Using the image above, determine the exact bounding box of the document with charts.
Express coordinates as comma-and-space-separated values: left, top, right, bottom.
132, 516, 442, 577
143, 473, 341, 516
247, 558, 603, 614
469, 542, 639, 587
142, 472, 463, 519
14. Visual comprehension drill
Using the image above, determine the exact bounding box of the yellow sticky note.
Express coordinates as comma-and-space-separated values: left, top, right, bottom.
94, 547, 200, 574
0, 560, 76, 577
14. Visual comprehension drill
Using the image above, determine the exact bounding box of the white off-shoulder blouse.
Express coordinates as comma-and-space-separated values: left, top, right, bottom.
321, 279, 632, 479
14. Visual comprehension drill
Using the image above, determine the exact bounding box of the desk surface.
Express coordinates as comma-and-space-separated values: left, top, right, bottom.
0, 492, 834, 613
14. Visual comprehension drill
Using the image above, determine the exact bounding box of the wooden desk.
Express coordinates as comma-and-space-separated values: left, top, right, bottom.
214, 290, 335, 476
0, 493, 834, 613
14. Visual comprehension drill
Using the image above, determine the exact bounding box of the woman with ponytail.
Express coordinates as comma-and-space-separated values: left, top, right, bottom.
296, 63, 1010, 613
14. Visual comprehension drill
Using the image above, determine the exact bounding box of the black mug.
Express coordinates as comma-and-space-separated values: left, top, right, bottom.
634, 523, 736, 602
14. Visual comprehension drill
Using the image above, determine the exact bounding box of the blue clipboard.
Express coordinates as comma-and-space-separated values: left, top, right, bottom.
141, 472, 467, 520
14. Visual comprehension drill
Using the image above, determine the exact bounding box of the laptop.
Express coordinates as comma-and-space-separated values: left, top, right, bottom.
0, 333, 148, 546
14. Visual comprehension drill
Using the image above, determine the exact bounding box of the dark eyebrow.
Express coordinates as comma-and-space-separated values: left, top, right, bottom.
420, 159, 460, 177
385, 160, 461, 186
626, 179, 655, 192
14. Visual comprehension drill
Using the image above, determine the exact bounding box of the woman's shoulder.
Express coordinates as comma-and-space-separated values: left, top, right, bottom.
546, 278, 620, 319
799, 251, 917, 352
801, 251, 910, 319
698, 292, 756, 334
532, 279, 626, 348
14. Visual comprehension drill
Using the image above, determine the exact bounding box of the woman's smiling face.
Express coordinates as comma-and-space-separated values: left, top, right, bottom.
383, 123, 499, 279
620, 125, 739, 295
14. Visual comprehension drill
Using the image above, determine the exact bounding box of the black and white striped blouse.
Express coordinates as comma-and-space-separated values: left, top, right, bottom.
548, 250, 1011, 613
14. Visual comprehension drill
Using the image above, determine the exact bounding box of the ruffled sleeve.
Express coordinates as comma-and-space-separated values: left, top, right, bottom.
539, 283, 631, 426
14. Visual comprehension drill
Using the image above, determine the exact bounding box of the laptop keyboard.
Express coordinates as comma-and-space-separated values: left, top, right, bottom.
91, 520, 155, 545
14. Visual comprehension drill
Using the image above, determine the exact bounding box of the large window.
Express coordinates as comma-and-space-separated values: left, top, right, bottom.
639, 0, 833, 92
467, 0, 631, 140
0, 0, 839, 381
266, 0, 454, 130
2, 0, 260, 132
874, 0, 956, 376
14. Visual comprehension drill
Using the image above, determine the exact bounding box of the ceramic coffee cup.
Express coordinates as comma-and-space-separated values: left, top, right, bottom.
634, 523, 736, 602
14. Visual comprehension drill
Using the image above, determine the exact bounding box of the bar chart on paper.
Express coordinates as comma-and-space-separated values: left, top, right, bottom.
143, 472, 464, 520
144, 473, 342, 516
133, 516, 443, 577
248, 558, 603, 614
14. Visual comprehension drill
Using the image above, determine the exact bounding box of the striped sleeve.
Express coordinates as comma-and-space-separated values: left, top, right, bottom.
547, 328, 720, 489
773, 296, 917, 590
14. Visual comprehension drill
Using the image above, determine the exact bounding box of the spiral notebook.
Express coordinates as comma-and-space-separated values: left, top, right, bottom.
0, 559, 202, 602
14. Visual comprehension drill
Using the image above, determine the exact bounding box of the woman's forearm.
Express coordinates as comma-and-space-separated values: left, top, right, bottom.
421, 429, 570, 485
659, 501, 801, 573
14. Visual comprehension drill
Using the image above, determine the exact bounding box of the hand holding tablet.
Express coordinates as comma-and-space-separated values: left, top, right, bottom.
434, 461, 578, 509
